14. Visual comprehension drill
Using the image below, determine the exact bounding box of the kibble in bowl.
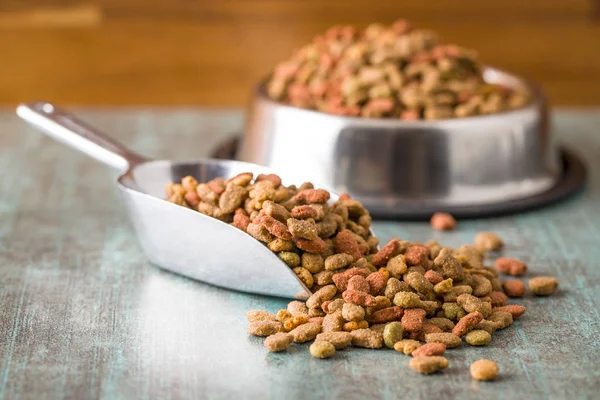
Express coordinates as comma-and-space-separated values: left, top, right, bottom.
240, 19, 559, 216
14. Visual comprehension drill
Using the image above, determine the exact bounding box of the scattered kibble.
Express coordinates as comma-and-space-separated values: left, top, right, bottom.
495, 257, 527, 276
529, 276, 559, 296
474, 232, 504, 252
470, 359, 499, 381
502, 280, 526, 298
166, 172, 559, 381
430, 212, 457, 231
265, 20, 530, 119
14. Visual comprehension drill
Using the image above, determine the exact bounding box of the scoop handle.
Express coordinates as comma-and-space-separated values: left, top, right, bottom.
16, 102, 147, 170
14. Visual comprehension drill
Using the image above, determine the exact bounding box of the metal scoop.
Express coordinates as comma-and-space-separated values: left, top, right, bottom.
17, 102, 313, 300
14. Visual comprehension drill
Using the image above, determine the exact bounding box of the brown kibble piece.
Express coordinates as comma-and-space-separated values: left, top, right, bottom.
333, 230, 362, 261
425, 332, 462, 348
289, 322, 321, 343
493, 305, 526, 319
404, 271, 435, 299
489, 291, 508, 307
434, 249, 465, 281
322, 312, 345, 332
302, 253, 324, 274
470, 359, 499, 381
247, 310, 277, 322
475, 232, 504, 252
287, 301, 308, 316
293, 267, 314, 288
405, 245, 430, 267
287, 218, 319, 240
426, 318, 455, 332
410, 356, 449, 374
529, 276, 559, 296
314, 270, 335, 286
386, 255, 408, 279
264, 332, 293, 352
430, 212, 456, 231
306, 285, 337, 309
452, 311, 484, 337
315, 331, 353, 349
342, 303, 366, 322
256, 173, 282, 187
488, 311, 513, 329
350, 328, 384, 348
263, 200, 291, 222
412, 342, 446, 357
495, 257, 527, 276
249, 320, 283, 337
325, 253, 355, 271
503, 280, 526, 297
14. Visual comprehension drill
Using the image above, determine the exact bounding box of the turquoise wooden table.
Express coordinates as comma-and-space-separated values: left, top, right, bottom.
0, 109, 599, 400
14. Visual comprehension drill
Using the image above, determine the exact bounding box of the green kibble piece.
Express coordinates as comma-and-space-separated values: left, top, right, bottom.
434, 278, 453, 294
393, 291, 422, 308
278, 251, 300, 267
465, 329, 491, 346
383, 322, 404, 349
442, 302, 466, 320
310, 341, 336, 359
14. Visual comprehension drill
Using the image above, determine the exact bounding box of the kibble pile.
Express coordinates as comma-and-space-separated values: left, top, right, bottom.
166, 172, 379, 290
165, 173, 559, 380
266, 19, 530, 119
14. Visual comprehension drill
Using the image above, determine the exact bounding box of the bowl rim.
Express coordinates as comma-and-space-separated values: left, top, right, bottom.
253, 66, 547, 127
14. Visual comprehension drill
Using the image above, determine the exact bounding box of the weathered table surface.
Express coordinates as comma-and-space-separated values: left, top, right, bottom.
0, 108, 599, 400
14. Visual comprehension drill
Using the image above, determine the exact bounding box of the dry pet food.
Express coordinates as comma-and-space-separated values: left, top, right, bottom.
264, 332, 294, 352
430, 212, 457, 231
266, 20, 530, 120
165, 172, 558, 381
470, 359, 499, 381
529, 276, 559, 296
409, 356, 449, 375
310, 341, 336, 359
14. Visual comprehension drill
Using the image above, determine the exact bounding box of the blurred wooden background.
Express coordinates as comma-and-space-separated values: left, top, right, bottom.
1, 0, 599, 106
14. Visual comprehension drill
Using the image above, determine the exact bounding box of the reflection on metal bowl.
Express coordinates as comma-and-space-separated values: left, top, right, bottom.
239, 67, 560, 217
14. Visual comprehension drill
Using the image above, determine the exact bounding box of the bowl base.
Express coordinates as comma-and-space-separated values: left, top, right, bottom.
211, 136, 586, 220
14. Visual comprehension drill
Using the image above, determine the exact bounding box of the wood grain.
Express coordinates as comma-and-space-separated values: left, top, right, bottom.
0, 108, 599, 399
0, 0, 599, 106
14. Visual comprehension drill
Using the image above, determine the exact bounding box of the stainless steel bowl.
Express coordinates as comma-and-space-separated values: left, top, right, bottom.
239, 67, 561, 217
